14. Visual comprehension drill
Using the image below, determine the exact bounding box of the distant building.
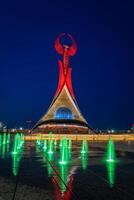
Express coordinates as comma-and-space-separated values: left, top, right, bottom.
0, 121, 4, 130
0, 121, 7, 132
131, 124, 134, 133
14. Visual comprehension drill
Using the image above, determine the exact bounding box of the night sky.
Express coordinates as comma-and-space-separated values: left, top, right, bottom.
0, 0, 133, 130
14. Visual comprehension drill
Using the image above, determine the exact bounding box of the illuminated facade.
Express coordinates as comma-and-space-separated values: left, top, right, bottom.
33, 33, 92, 134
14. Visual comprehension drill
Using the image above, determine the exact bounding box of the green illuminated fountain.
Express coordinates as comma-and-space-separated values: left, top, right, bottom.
2, 133, 7, 145
81, 139, 88, 154
47, 132, 53, 154
43, 139, 47, 151
103, 138, 117, 187
105, 138, 115, 162
59, 137, 68, 165
19, 133, 25, 148
12, 133, 24, 154
12, 134, 19, 154
54, 140, 57, 147
7, 133, 10, 144
6, 133, 11, 152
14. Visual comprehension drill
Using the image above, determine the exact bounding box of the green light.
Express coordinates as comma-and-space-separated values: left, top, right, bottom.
12, 133, 25, 155
11, 133, 24, 176
81, 139, 88, 154
48, 150, 53, 154
12, 151, 18, 155
105, 139, 116, 163
103, 138, 118, 187
59, 161, 67, 165
47, 132, 53, 154
12, 135, 19, 154
12, 155, 19, 176
106, 159, 114, 163
7, 133, 10, 144
43, 139, 47, 151
54, 140, 57, 146
60, 165, 68, 193
12, 148, 23, 176
2, 133, 7, 145
59, 137, 68, 165
106, 161, 116, 187
81, 154, 88, 171
47, 152, 53, 177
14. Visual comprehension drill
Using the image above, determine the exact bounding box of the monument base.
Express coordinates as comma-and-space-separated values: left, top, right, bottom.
32, 123, 92, 134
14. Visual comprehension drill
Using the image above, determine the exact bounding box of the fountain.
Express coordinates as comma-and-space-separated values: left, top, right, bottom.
81, 139, 88, 154
105, 138, 116, 162
103, 138, 117, 187
43, 139, 47, 151
7, 133, 10, 144
59, 137, 68, 165
54, 140, 57, 147
47, 132, 54, 154
2, 133, 7, 145
12, 133, 24, 154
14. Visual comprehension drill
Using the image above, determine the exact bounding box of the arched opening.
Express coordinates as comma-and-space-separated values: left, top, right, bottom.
55, 107, 73, 119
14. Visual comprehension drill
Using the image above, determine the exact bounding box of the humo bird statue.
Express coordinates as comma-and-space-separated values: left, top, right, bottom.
54, 33, 77, 99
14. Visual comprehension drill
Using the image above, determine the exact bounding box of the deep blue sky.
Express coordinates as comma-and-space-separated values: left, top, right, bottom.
0, 0, 133, 130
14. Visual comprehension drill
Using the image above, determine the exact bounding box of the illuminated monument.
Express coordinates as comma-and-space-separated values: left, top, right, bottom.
33, 33, 92, 134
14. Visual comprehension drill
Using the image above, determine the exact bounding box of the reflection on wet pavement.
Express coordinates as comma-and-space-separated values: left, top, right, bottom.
0, 133, 134, 200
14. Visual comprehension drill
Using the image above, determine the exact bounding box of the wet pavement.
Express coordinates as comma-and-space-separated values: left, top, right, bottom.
0, 137, 134, 200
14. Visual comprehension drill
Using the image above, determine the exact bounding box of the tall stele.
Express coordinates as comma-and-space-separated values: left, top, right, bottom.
33, 33, 92, 134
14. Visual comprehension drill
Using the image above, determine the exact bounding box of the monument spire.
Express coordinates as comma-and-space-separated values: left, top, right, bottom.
33, 33, 91, 134
54, 33, 77, 100
55, 33, 77, 75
